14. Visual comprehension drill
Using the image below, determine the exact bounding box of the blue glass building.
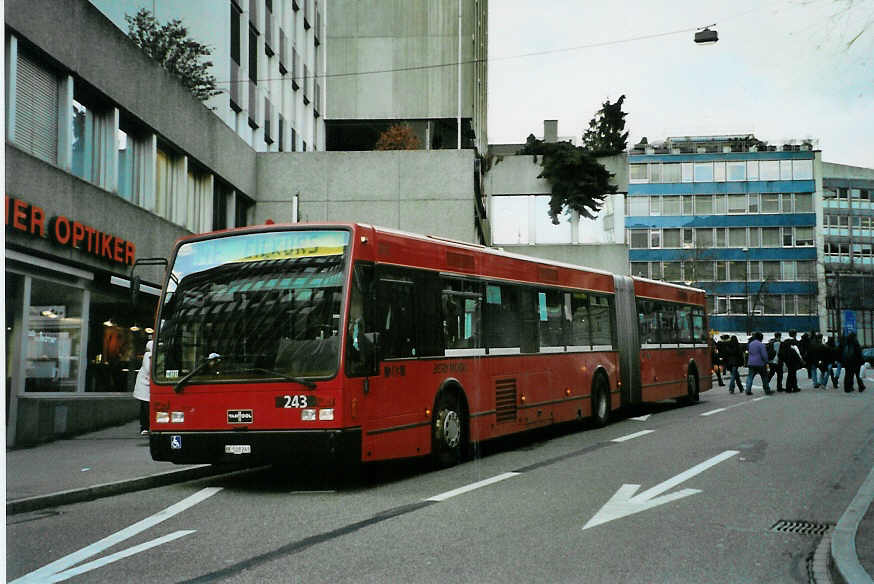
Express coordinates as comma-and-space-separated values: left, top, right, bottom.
625, 135, 820, 336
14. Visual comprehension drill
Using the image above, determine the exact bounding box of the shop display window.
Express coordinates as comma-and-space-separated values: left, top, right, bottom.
25, 279, 83, 392
85, 290, 157, 393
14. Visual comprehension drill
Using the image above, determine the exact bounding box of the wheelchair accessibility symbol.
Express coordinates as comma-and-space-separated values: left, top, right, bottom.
170, 435, 182, 450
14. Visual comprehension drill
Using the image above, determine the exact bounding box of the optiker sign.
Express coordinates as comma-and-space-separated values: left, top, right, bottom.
5, 196, 136, 267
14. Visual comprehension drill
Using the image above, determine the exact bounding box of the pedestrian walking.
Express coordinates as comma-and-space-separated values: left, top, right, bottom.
780, 330, 804, 393
133, 339, 152, 435
712, 336, 725, 387
725, 335, 746, 394
800, 332, 813, 380
809, 333, 829, 388
745, 332, 772, 395
842, 332, 866, 393
827, 335, 842, 389
767, 332, 784, 392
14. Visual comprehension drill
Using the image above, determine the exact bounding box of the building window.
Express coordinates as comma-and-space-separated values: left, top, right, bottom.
696, 196, 713, 214
25, 278, 83, 392
726, 161, 746, 181
728, 194, 747, 214
662, 196, 681, 215
793, 159, 813, 180
628, 196, 648, 216
747, 160, 759, 181
14, 49, 60, 164
795, 226, 814, 246
693, 162, 713, 182
729, 227, 747, 247
492, 196, 530, 244
213, 180, 231, 231
780, 160, 793, 181
663, 262, 681, 282
761, 193, 780, 213
185, 166, 212, 233
681, 162, 693, 183
663, 229, 681, 248
649, 164, 662, 183
534, 196, 572, 244
759, 160, 780, 180
713, 161, 726, 182
631, 262, 648, 277
630, 230, 648, 249
795, 193, 813, 212
696, 228, 713, 248
663, 163, 682, 183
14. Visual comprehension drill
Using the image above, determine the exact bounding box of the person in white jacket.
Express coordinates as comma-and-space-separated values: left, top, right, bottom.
133, 340, 152, 435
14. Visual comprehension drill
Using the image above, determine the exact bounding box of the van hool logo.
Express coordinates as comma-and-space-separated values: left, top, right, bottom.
5, 196, 136, 266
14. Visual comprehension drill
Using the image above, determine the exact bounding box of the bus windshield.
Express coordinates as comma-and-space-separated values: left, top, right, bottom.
153, 230, 350, 385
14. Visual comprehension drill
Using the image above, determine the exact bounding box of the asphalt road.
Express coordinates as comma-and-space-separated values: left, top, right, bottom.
8, 387, 874, 584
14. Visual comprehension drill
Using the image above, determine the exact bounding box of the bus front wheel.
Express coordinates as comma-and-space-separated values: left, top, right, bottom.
592, 376, 610, 428
432, 390, 466, 468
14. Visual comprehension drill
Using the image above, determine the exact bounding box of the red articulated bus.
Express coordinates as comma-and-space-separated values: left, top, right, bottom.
147, 223, 711, 467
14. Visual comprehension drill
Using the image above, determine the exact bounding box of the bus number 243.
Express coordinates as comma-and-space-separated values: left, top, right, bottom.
276, 395, 315, 408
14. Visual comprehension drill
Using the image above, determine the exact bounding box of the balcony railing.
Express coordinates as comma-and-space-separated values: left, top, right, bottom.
314, 4, 320, 44
303, 65, 310, 104
303, 0, 310, 29
314, 82, 320, 117
264, 97, 273, 144
249, 0, 259, 32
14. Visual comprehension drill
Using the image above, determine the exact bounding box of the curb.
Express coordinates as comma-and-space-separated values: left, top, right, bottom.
7, 464, 225, 515
831, 463, 874, 584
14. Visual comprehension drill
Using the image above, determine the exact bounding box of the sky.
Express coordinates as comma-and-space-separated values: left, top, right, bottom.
487, 0, 874, 168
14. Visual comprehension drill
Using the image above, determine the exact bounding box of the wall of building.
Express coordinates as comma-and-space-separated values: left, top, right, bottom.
326, 0, 487, 153
255, 149, 478, 242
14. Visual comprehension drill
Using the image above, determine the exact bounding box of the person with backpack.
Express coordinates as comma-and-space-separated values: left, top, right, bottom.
711, 336, 725, 387
842, 332, 866, 392
808, 333, 829, 388
767, 332, 783, 392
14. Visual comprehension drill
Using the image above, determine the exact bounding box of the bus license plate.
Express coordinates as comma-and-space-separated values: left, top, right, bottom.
224, 444, 252, 455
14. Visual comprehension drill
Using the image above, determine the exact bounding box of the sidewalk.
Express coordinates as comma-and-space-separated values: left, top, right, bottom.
5, 383, 874, 583
5, 420, 223, 514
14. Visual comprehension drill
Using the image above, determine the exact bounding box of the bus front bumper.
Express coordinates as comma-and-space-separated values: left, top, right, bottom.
149, 428, 362, 465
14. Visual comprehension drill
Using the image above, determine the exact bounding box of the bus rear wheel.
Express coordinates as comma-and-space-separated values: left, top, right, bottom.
432, 390, 466, 468
592, 376, 610, 428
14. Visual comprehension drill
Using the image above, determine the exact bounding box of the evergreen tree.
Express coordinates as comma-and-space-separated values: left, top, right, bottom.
126, 9, 220, 101
518, 135, 618, 223
581, 94, 629, 155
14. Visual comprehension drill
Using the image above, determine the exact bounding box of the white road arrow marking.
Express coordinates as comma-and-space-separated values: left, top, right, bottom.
630, 415, 651, 422
583, 450, 739, 530
11, 487, 221, 584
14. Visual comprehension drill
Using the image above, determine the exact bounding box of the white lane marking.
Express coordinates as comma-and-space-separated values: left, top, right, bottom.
426, 472, 520, 502
752, 396, 768, 402
701, 407, 727, 417
46, 531, 196, 583
702, 394, 770, 417
11, 487, 222, 584
611, 430, 655, 442
630, 415, 652, 422
584, 450, 739, 529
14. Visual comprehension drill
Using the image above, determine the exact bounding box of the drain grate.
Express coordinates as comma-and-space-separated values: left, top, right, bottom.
770, 519, 833, 536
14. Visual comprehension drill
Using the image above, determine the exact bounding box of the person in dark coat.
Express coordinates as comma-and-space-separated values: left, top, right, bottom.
808, 333, 829, 388
842, 332, 866, 392
712, 336, 725, 386
780, 329, 804, 393
725, 335, 745, 394
800, 332, 812, 379
767, 332, 784, 392
826, 335, 842, 389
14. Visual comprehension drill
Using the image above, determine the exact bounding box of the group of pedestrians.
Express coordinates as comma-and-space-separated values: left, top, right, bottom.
712, 330, 867, 395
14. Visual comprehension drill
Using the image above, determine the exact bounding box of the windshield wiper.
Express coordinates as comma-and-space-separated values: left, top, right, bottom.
227, 367, 317, 390
174, 353, 222, 394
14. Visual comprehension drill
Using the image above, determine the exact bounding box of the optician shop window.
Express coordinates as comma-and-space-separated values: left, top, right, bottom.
13, 272, 157, 394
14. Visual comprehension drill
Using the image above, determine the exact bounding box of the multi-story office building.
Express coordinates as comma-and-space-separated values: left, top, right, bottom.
625, 135, 822, 336
325, 0, 488, 155
822, 163, 874, 343
91, 0, 326, 152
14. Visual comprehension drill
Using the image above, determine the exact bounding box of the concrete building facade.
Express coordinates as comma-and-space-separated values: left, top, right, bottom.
325, 0, 488, 155
625, 135, 822, 336
821, 163, 874, 344
91, 0, 326, 152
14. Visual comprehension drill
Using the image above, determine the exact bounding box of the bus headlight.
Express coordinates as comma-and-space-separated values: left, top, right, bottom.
171, 411, 185, 423
319, 408, 334, 421
301, 409, 317, 421
156, 411, 170, 424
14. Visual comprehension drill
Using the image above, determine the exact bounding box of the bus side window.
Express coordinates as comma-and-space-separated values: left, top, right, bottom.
483, 284, 521, 350
691, 308, 706, 343
676, 306, 693, 343
638, 300, 658, 345
590, 294, 613, 347
520, 288, 539, 354
658, 303, 678, 344
346, 262, 375, 377
441, 279, 482, 351
570, 292, 592, 349
376, 279, 417, 359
